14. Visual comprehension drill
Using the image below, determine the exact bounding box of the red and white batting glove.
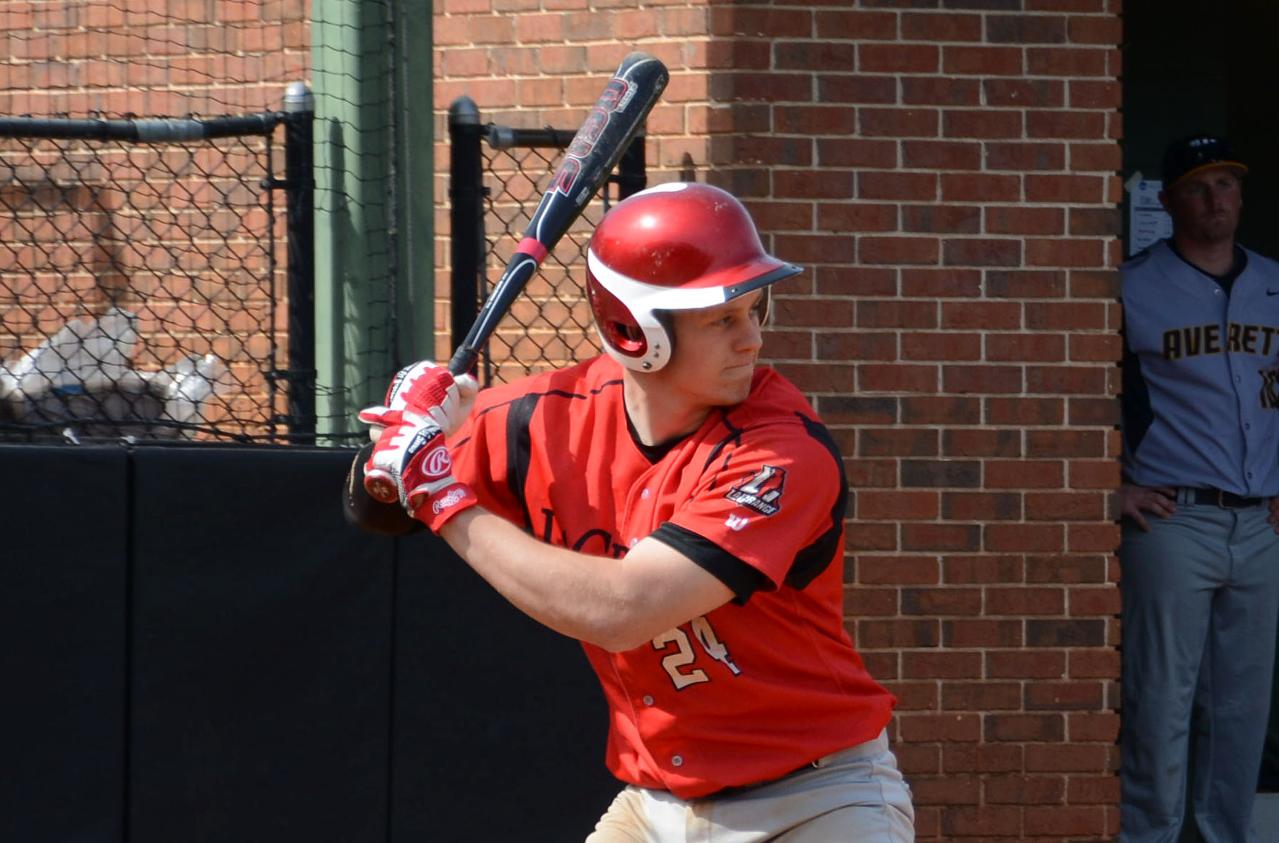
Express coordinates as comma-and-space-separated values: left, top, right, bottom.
359, 360, 478, 445
362, 414, 478, 532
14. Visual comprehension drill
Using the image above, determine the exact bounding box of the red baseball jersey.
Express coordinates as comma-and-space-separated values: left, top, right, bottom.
450, 355, 895, 799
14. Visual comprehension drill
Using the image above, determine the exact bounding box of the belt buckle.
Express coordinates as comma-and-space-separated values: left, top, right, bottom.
1215, 489, 1230, 508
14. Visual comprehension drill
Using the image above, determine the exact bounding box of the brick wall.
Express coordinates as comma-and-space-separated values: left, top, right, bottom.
435, 1, 1124, 838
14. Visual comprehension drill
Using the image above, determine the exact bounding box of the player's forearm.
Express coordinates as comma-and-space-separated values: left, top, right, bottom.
438, 506, 651, 650
438, 506, 734, 651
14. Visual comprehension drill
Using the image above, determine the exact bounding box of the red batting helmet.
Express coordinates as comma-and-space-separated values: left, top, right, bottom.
585, 182, 802, 372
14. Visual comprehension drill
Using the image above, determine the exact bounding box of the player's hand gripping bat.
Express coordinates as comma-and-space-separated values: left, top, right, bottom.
446, 51, 669, 377
345, 52, 669, 531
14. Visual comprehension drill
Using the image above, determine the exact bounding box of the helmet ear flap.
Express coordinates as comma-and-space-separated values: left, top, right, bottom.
587, 270, 647, 357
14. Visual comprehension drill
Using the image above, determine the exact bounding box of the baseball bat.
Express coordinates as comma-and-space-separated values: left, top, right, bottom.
446, 50, 669, 377
349, 52, 668, 519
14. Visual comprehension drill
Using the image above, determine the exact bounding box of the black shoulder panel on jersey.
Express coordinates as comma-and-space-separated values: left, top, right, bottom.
506, 393, 542, 533
785, 413, 848, 591
650, 522, 770, 605
1119, 313, 1154, 458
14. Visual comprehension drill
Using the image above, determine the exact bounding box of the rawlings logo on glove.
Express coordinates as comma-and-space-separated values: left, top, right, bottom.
358, 359, 481, 532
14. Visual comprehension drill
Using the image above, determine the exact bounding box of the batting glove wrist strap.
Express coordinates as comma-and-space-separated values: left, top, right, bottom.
362, 416, 479, 532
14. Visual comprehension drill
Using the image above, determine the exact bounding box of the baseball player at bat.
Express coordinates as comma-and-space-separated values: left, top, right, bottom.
357, 183, 914, 840
1117, 135, 1279, 842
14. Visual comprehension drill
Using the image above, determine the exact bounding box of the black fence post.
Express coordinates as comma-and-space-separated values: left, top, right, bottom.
283, 82, 316, 443
614, 133, 647, 201
449, 97, 484, 356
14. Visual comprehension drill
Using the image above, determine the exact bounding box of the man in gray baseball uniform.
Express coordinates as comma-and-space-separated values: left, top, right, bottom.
1119, 135, 1279, 842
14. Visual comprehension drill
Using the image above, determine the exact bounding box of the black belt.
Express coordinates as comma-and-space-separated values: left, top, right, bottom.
1186, 488, 1265, 509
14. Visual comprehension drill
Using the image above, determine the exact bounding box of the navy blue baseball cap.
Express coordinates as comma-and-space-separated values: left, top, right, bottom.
1162, 135, 1248, 189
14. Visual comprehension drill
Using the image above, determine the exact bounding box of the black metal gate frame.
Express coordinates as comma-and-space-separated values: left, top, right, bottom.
0, 109, 316, 443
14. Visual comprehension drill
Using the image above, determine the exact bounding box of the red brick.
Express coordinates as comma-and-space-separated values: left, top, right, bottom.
1026, 301, 1108, 331
984, 78, 1066, 107
1071, 78, 1122, 109
943, 45, 1023, 76
860, 107, 940, 138
774, 105, 856, 135
774, 40, 856, 72
987, 205, 1065, 236
905, 651, 983, 680
775, 170, 855, 199
1027, 364, 1108, 394
1068, 648, 1121, 679
943, 492, 1022, 522
943, 429, 1020, 458
903, 140, 982, 170
860, 427, 940, 457
1069, 711, 1121, 743
859, 171, 937, 201
944, 109, 1023, 139
943, 365, 1024, 394
986, 524, 1065, 553
1025, 743, 1113, 772
988, 650, 1067, 680
1028, 109, 1107, 140
987, 459, 1062, 490
943, 620, 1024, 648
900, 399, 977, 429
901, 332, 980, 362
1025, 680, 1105, 710
987, 269, 1069, 298
857, 299, 939, 329
943, 742, 1025, 773
1068, 14, 1123, 45
941, 172, 1021, 202
902, 76, 981, 106
902, 523, 982, 552
844, 585, 899, 617
860, 43, 939, 73
902, 13, 983, 42
1027, 429, 1105, 458
818, 202, 897, 233
857, 619, 942, 649
986, 774, 1067, 804
818, 332, 899, 361
817, 138, 899, 168
901, 712, 983, 743
902, 268, 983, 298
1026, 173, 1105, 203
710, 6, 810, 37
942, 805, 1022, 837
903, 204, 982, 234
987, 713, 1066, 742
859, 555, 942, 585
1069, 521, 1122, 553
1025, 555, 1107, 585
911, 776, 982, 806
1069, 585, 1121, 616
1026, 492, 1106, 521
1071, 141, 1123, 171
986, 397, 1065, 426
816, 10, 898, 40
986, 141, 1067, 171
902, 587, 983, 616
860, 236, 941, 266
817, 75, 898, 105
1027, 46, 1110, 76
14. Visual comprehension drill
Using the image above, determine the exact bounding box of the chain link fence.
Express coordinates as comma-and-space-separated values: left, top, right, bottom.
0, 110, 313, 443
448, 98, 647, 386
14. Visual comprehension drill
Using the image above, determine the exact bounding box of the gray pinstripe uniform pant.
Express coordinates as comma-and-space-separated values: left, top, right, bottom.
1119, 493, 1279, 843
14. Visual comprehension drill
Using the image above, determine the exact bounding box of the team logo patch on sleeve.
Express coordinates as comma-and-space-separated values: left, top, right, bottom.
726, 465, 785, 516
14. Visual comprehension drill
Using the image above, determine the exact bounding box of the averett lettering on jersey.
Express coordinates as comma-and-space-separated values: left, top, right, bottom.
1162, 322, 1279, 360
